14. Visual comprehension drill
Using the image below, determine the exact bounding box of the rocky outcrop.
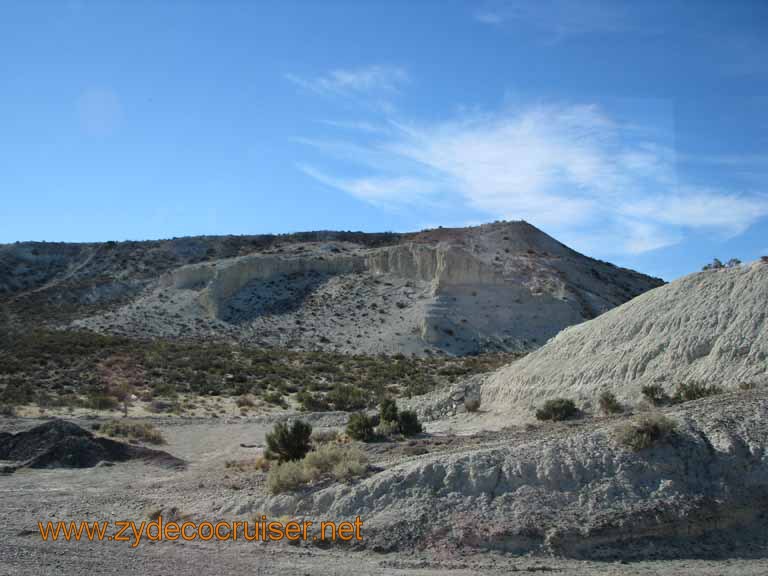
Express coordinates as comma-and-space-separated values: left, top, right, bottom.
221, 391, 768, 557
167, 253, 367, 318
481, 260, 768, 418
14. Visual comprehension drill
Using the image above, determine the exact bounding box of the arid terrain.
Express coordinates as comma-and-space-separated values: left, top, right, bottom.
1, 224, 766, 575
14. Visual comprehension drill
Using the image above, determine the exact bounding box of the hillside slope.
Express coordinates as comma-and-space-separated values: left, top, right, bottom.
1, 221, 662, 355
481, 260, 768, 416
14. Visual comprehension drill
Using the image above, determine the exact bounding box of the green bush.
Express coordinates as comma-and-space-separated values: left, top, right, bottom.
535, 398, 578, 421
640, 384, 669, 406
297, 390, 331, 412
616, 413, 677, 451
346, 412, 375, 442
379, 398, 398, 423
672, 381, 722, 403
262, 391, 287, 407
329, 384, 368, 411
265, 420, 312, 463
397, 410, 423, 436
87, 393, 119, 411
598, 391, 623, 415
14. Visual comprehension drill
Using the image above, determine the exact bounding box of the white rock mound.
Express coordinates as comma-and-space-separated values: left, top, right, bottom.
482, 260, 768, 418
222, 391, 768, 557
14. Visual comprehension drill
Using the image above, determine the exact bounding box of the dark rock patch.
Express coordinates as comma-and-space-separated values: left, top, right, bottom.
0, 419, 185, 473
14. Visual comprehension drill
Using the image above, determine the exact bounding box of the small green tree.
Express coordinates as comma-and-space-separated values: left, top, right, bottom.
265, 420, 312, 463
702, 258, 724, 271
397, 410, 423, 436
346, 412, 375, 442
379, 398, 398, 423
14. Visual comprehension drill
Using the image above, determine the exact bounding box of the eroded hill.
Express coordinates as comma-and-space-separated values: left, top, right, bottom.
1, 221, 662, 355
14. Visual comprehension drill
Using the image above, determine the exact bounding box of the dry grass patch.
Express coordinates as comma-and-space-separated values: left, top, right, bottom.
100, 420, 165, 444
267, 444, 368, 494
225, 455, 271, 472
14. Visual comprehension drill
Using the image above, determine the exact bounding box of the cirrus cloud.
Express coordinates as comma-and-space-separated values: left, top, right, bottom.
299, 102, 768, 255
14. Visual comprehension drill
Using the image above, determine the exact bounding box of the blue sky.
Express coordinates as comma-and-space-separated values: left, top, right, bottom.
1, 1, 767, 280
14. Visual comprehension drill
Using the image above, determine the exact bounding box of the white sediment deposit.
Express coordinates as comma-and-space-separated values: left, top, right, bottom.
482, 260, 768, 418
224, 390, 768, 557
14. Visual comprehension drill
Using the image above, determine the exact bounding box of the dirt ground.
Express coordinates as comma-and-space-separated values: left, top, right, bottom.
2, 415, 767, 575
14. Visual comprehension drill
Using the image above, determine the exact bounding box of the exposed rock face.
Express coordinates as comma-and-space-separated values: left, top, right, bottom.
482, 260, 768, 418
3, 221, 663, 355
222, 391, 768, 557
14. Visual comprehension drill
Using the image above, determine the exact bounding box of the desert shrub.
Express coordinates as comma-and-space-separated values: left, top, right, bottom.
535, 398, 577, 421
0, 404, 17, 417
346, 412, 375, 442
297, 390, 331, 412
672, 381, 722, 403
598, 391, 623, 415
616, 413, 677, 451
726, 258, 742, 268
702, 258, 725, 271
329, 384, 368, 411
311, 429, 340, 445
262, 391, 287, 407
302, 444, 367, 482
265, 420, 312, 463
236, 394, 256, 408
100, 420, 165, 444
376, 418, 400, 438
267, 444, 367, 494
152, 381, 177, 398
267, 460, 307, 494
379, 398, 398, 423
148, 399, 175, 413
0, 379, 35, 405
464, 397, 481, 412
86, 393, 119, 411
640, 384, 669, 406
397, 410, 423, 436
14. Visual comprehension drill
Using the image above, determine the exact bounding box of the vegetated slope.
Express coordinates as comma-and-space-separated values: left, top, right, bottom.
1, 221, 662, 356
481, 260, 768, 417
223, 390, 768, 558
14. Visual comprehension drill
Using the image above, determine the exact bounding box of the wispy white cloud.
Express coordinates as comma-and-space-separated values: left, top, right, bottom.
298, 103, 768, 255
285, 65, 409, 97
297, 165, 436, 207
473, 0, 642, 40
